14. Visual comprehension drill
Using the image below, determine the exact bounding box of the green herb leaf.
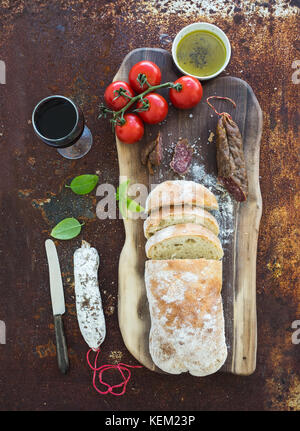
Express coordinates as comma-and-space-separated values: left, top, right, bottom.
66, 174, 99, 195
126, 198, 144, 213
117, 180, 130, 219
116, 180, 145, 218
51, 218, 84, 240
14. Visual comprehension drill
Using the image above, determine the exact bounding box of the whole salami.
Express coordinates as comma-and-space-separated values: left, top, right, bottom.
73, 241, 142, 396
74, 240, 106, 351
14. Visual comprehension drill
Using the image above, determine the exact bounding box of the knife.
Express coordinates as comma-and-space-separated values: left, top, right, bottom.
45, 239, 69, 374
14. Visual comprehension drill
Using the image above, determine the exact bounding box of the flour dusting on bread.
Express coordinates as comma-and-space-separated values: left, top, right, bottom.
145, 259, 227, 376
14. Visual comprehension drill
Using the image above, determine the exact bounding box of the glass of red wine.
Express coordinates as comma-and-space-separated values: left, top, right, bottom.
32, 95, 93, 159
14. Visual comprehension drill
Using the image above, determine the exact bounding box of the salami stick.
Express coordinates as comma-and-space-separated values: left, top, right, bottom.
74, 240, 106, 351
207, 96, 248, 202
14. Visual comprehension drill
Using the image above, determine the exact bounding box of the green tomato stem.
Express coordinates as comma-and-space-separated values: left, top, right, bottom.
102, 81, 182, 126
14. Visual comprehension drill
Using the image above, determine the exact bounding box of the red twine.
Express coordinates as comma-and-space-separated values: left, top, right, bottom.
86, 348, 143, 396
206, 95, 236, 119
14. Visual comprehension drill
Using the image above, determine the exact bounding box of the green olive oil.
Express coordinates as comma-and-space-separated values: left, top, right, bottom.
176, 30, 227, 77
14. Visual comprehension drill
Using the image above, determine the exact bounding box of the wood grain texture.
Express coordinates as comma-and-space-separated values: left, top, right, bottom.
114, 48, 262, 375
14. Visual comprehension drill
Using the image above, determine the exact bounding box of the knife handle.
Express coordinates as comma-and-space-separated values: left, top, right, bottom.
54, 314, 69, 374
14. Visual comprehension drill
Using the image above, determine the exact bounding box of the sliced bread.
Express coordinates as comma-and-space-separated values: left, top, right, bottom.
145, 180, 218, 213
144, 205, 220, 239
145, 223, 223, 260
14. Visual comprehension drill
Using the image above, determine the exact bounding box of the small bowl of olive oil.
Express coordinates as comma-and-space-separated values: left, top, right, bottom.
172, 22, 231, 80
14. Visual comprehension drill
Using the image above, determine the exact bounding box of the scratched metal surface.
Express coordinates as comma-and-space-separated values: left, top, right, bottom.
0, 0, 299, 411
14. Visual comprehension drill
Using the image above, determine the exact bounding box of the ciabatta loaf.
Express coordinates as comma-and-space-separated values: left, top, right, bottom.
145, 180, 218, 213
145, 259, 227, 376
145, 223, 223, 260
144, 205, 219, 239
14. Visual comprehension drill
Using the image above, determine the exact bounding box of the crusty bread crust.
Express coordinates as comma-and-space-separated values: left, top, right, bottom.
145, 180, 219, 213
145, 259, 227, 376
145, 223, 223, 260
144, 205, 220, 239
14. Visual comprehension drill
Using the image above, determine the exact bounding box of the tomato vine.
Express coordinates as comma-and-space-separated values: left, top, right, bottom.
98, 73, 182, 128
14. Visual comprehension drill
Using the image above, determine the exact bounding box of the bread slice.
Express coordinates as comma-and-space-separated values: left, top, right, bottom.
144, 205, 220, 239
145, 223, 223, 260
145, 180, 218, 213
145, 259, 227, 376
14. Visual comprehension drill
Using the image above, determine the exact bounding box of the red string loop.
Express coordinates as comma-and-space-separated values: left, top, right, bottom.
86, 349, 143, 396
206, 95, 236, 119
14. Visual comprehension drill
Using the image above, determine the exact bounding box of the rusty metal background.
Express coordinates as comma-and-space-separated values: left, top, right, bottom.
0, 0, 299, 411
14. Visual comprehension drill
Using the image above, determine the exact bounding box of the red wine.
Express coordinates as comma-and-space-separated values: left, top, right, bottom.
35, 98, 77, 140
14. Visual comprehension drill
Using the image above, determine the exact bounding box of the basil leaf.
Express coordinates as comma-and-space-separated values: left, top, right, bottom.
126, 198, 144, 213
117, 180, 130, 219
66, 174, 99, 195
117, 180, 130, 201
117, 180, 144, 218
51, 218, 84, 240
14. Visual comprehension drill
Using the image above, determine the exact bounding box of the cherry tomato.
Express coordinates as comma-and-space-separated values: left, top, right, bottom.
136, 93, 168, 124
129, 61, 162, 94
169, 76, 203, 109
104, 81, 134, 111
115, 113, 144, 144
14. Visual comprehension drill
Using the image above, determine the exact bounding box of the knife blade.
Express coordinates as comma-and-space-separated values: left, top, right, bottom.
45, 239, 69, 374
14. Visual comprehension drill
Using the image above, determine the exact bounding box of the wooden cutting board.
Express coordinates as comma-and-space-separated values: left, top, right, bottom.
115, 48, 262, 376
